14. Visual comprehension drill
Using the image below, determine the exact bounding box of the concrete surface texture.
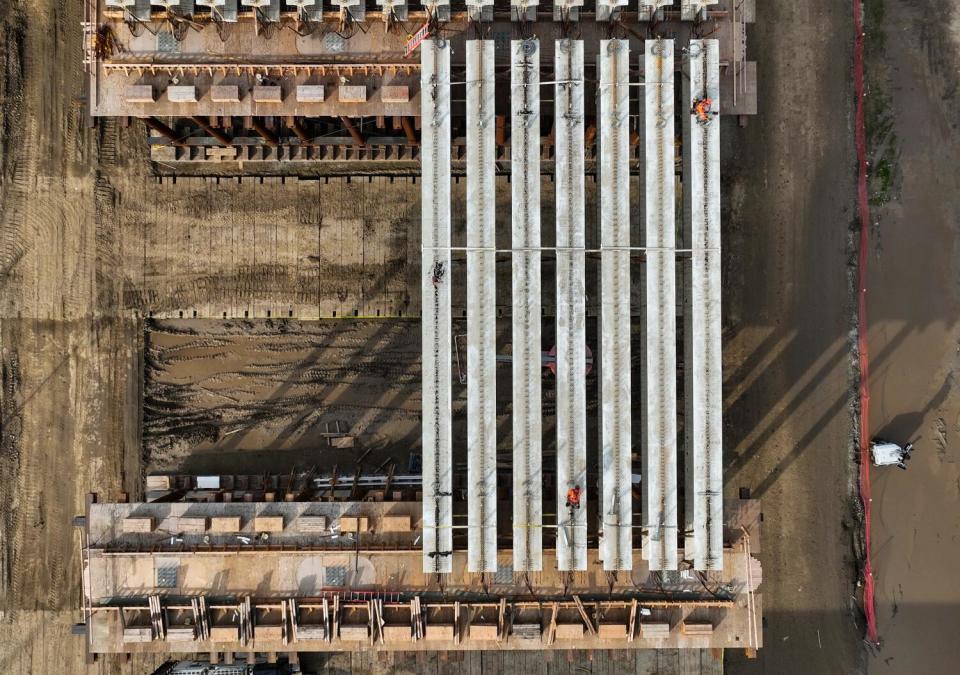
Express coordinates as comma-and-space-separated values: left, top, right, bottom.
863, 0, 960, 672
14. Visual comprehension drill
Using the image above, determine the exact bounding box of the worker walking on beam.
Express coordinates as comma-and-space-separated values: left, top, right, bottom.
692, 96, 717, 125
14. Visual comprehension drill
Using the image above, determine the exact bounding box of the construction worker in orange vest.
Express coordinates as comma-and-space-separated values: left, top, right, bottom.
566, 485, 582, 510
693, 96, 714, 125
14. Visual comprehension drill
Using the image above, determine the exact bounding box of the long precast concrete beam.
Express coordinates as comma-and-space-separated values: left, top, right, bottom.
639, 0, 673, 21
555, 38, 588, 572
598, 39, 633, 572
421, 38, 453, 574
641, 38, 679, 572
683, 39, 723, 572
681, 1, 713, 21
465, 40, 498, 574
511, 37, 543, 573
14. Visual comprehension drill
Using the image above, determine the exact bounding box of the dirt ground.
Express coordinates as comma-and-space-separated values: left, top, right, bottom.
721, 0, 865, 673
3, 0, 954, 672
861, 0, 960, 672
143, 319, 423, 474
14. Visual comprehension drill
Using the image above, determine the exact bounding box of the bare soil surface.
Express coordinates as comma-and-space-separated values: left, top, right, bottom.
722, 0, 865, 672
0, 0, 160, 669
0, 0, 920, 672
142, 317, 604, 486
863, 0, 960, 671
144, 319, 423, 474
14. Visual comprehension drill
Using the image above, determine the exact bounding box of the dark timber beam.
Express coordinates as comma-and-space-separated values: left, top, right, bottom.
400, 116, 418, 146
140, 117, 186, 147
339, 116, 367, 146
251, 117, 280, 147
286, 116, 313, 145
190, 116, 233, 145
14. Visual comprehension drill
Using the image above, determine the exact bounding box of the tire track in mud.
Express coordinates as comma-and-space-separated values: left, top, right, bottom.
143, 321, 423, 470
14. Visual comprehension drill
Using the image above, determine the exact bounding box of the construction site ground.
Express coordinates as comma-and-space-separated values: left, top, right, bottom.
1, 1, 957, 674
142, 317, 605, 483
860, 0, 960, 672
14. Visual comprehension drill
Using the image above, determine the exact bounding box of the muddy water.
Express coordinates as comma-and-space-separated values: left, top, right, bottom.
866, 0, 960, 671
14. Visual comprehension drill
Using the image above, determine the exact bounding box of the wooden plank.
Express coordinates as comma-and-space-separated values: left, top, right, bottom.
510, 623, 541, 641
177, 517, 206, 533
555, 623, 584, 640
340, 516, 369, 533
381, 515, 412, 533
497, 598, 506, 643
597, 623, 628, 640
657, 649, 681, 675
299, 516, 328, 533
339, 625, 370, 641
640, 622, 671, 639
572, 596, 596, 636
678, 649, 701, 675
122, 627, 153, 643
424, 624, 456, 641
547, 602, 559, 645
122, 517, 153, 533
703, 648, 724, 674
146, 475, 171, 490
209, 516, 241, 532
454, 601, 461, 646
681, 621, 714, 636
383, 625, 411, 643
468, 624, 498, 641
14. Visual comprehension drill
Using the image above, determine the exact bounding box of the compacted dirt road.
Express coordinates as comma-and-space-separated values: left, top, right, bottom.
863, 0, 960, 672
722, 0, 868, 672
0, 0, 163, 670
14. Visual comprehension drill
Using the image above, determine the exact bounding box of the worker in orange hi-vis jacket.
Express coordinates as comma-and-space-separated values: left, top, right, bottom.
693, 97, 715, 125
566, 485, 582, 510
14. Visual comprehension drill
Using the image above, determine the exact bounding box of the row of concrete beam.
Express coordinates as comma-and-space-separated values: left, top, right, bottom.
420, 37, 722, 575
108, 0, 717, 23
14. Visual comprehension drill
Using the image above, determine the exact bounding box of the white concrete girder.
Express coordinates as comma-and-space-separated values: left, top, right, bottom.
641, 38, 679, 572
552, 0, 583, 21
681, 1, 715, 21
555, 38, 588, 572
421, 38, 453, 575
376, 0, 408, 21
511, 37, 543, 573
597, 0, 629, 22
466, 40, 498, 574
638, 1, 672, 21
598, 39, 633, 572
511, 0, 538, 22
683, 39, 723, 572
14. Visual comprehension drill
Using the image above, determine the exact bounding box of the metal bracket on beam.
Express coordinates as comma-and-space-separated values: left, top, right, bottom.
241, 0, 281, 22
196, 0, 239, 22
511, 0, 537, 22
638, 0, 671, 21
552, 0, 583, 21
333, 0, 364, 21
468, 0, 494, 22
286, 0, 323, 22
424, 1, 451, 22
376, 0, 408, 21
681, 1, 712, 22
596, 0, 628, 22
